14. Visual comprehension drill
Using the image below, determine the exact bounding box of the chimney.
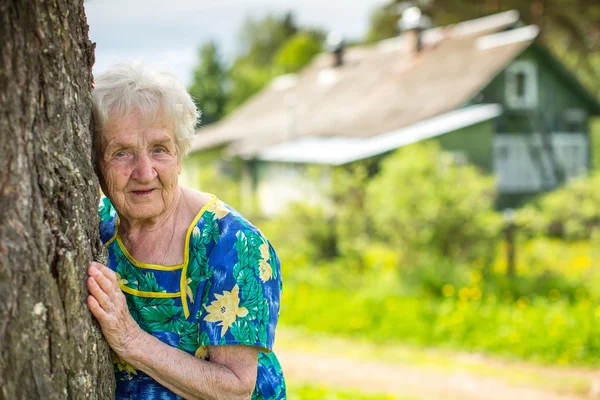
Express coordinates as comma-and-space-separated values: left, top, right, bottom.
326, 31, 344, 67
398, 6, 431, 55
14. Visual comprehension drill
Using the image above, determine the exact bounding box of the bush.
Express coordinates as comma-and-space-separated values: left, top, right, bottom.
517, 173, 600, 240
329, 161, 373, 265
365, 142, 502, 264
260, 202, 337, 272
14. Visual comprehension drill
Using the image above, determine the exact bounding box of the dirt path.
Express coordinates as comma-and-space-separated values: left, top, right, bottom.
277, 348, 591, 400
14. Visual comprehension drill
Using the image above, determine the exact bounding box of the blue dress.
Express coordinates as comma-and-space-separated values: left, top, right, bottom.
98, 195, 286, 399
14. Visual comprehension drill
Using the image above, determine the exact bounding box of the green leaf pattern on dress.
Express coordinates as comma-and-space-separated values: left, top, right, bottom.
101, 197, 285, 398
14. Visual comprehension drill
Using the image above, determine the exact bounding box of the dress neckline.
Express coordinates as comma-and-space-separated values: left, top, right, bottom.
114, 194, 218, 270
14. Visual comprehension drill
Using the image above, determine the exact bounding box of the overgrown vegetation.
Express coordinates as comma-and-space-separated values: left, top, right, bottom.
258, 143, 600, 366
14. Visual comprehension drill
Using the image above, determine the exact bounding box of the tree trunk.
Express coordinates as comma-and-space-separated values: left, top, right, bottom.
0, 0, 114, 399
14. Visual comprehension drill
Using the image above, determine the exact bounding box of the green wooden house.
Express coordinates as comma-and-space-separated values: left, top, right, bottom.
182, 9, 600, 215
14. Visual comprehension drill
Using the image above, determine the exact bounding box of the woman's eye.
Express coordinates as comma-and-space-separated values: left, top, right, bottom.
153, 147, 165, 154
115, 151, 126, 157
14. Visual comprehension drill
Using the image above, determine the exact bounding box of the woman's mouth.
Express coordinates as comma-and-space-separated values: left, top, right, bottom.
131, 189, 155, 196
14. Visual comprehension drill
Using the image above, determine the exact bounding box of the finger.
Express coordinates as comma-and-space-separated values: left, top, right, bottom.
87, 294, 107, 322
87, 276, 112, 311
89, 261, 105, 271
90, 267, 118, 295
87, 263, 103, 278
100, 264, 119, 285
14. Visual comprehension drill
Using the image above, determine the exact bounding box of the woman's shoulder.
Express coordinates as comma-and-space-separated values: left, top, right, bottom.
183, 187, 266, 246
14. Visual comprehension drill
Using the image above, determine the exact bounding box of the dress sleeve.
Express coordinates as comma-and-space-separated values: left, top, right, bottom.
196, 203, 282, 352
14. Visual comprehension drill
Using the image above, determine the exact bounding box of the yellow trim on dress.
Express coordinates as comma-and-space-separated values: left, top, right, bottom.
119, 284, 181, 298
180, 195, 219, 318
104, 232, 117, 247
109, 193, 219, 318
116, 233, 184, 271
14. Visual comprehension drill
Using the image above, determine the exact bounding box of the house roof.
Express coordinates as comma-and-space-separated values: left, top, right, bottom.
190, 10, 535, 157
251, 103, 503, 165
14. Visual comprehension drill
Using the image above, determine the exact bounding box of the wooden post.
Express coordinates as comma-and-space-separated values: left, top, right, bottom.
503, 209, 517, 277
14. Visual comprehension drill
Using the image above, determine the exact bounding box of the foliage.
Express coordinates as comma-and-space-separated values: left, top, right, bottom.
516, 172, 600, 240
365, 1, 399, 43
591, 119, 600, 170
195, 163, 242, 211
365, 142, 502, 264
288, 383, 415, 400
237, 12, 298, 67
273, 32, 323, 74
225, 58, 276, 114
260, 202, 336, 270
225, 13, 300, 112
188, 41, 227, 125
280, 278, 600, 366
189, 12, 324, 118
330, 161, 373, 266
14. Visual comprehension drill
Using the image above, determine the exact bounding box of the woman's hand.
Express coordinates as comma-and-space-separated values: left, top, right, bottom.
86, 262, 143, 356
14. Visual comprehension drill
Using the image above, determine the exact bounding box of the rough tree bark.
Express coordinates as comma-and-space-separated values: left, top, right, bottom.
0, 0, 114, 398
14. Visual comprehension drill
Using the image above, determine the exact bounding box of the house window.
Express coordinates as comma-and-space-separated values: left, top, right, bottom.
561, 108, 586, 133
516, 72, 526, 97
505, 61, 538, 109
494, 133, 588, 193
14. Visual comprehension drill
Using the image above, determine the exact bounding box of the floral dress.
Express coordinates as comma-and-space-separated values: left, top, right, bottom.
98, 195, 286, 399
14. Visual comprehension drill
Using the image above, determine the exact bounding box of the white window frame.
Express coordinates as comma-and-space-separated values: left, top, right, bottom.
505, 60, 538, 109
494, 133, 587, 193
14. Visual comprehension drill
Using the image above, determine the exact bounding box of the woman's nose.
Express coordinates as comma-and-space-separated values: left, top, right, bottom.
131, 153, 157, 183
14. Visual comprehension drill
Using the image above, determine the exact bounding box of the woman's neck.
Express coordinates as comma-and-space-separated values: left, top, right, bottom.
118, 188, 182, 244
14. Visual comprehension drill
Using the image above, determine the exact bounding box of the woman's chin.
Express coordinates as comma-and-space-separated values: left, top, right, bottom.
122, 206, 163, 222
120, 194, 164, 221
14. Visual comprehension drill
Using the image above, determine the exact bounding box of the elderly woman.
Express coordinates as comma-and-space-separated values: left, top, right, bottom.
86, 63, 286, 400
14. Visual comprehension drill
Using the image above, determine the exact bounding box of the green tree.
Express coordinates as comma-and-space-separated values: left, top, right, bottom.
225, 58, 276, 114
238, 12, 298, 67
273, 32, 323, 74
365, 1, 399, 43
188, 40, 227, 125
226, 12, 299, 112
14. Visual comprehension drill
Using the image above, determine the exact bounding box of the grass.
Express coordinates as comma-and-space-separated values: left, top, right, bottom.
279, 282, 600, 366
286, 383, 421, 400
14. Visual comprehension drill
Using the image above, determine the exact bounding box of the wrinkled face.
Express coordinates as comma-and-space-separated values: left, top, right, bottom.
98, 113, 181, 223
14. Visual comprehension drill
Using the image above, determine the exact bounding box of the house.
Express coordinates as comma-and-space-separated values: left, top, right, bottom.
182, 9, 600, 215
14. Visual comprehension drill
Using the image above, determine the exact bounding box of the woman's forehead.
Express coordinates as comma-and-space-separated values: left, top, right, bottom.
102, 114, 174, 144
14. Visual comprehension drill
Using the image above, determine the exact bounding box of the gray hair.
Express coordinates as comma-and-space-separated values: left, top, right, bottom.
92, 63, 200, 159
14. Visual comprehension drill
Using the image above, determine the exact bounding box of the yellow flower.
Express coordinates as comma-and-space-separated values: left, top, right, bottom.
192, 226, 200, 239
195, 346, 208, 360
115, 272, 128, 286
112, 353, 137, 376
186, 277, 194, 303
442, 284, 455, 297
204, 285, 248, 336
259, 241, 270, 261
209, 201, 230, 219
259, 259, 273, 282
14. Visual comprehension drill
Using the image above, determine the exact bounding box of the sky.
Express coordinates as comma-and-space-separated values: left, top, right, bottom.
85, 0, 388, 86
